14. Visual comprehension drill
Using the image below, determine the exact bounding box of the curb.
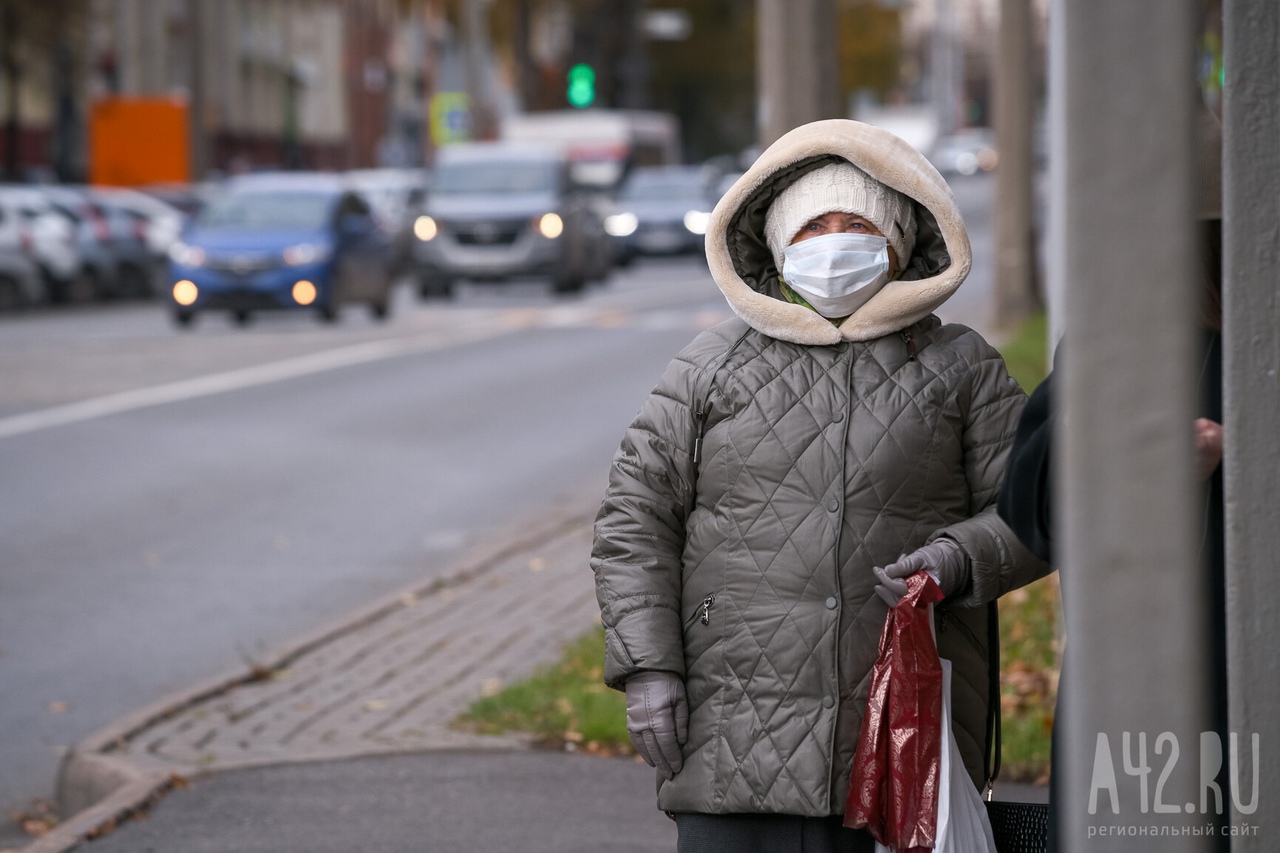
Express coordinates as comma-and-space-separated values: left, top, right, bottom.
20, 504, 599, 853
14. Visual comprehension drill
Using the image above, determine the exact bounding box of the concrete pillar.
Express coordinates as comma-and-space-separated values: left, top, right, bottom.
755, 0, 839, 148
1052, 0, 1214, 849
1222, 1, 1280, 848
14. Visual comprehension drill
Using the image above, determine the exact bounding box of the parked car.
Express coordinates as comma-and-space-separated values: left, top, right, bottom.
346, 167, 431, 278
41, 186, 150, 300
929, 128, 999, 176
0, 201, 43, 309
96, 187, 186, 292
605, 165, 717, 263
411, 142, 610, 298
166, 172, 394, 327
0, 185, 78, 302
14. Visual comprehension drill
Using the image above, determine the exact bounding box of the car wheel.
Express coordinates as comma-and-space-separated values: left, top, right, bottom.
65, 268, 98, 303
0, 275, 22, 312
417, 272, 454, 300
233, 310, 252, 326
317, 300, 340, 323
552, 268, 586, 295
117, 264, 150, 299
173, 310, 195, 328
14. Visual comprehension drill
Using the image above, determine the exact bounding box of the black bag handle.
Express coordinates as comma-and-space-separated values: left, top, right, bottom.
983, 599, 1002, 794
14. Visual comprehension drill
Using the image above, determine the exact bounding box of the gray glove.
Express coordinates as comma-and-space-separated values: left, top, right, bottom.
625, 670, 688, 780
872, 538, 969, 607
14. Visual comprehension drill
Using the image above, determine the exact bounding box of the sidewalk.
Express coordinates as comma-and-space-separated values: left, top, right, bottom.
20, 507, 686, 852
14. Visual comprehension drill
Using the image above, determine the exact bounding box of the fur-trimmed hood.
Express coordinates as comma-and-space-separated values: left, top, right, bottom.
706, 118, 972, 344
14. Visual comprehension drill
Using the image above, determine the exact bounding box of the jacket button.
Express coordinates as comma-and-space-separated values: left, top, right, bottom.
827, 498, 839, 512
833, 410, 845, 423
825, 596, 838, 610
823, 695, 835, 709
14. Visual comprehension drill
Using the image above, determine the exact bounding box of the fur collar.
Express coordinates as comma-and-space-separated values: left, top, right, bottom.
705, 119, 972, 345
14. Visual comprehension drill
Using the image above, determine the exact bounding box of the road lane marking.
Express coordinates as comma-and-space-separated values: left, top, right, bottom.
0, 300, 731, 440
0, 328, 505, 440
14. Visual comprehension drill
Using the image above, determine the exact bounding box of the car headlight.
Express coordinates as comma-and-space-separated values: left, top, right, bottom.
168, 242, 206, 266
172, 280, 199, 306
605, 212, 638, 237
537, 213, 564, 239
683, 210, 710, 235
414, 215, 438, 241
282, 243, 331, 266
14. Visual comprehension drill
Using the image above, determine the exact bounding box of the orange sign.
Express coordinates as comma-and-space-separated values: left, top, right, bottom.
90, 97, 190, 186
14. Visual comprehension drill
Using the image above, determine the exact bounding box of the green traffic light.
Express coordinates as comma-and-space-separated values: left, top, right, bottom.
567, 63, 596, 108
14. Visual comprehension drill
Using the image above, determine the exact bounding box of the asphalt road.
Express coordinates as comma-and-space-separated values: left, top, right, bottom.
0, 171, 1000, 848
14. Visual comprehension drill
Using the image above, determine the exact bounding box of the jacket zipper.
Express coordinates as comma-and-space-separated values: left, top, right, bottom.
692, 329, 752, 467
684, 593, 716, 629
901, 328, 918, 361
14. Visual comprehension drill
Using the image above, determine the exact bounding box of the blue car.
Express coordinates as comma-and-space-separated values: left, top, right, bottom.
167, 173, 393, 327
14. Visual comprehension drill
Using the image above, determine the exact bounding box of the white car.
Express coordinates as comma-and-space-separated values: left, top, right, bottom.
0, 186, 79, 300
929, 129, 999, 176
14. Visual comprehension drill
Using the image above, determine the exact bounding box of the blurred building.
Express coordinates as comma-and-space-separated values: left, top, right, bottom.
0, 0, 449, 182
93, 0, 445, 176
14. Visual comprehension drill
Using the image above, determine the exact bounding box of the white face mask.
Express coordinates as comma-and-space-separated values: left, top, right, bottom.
781, 232, 892, 318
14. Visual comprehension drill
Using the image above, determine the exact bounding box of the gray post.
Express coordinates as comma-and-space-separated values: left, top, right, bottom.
932, 0, 961, 136
1223, 1, 1280, 848
1053, 0, 1214, 850
993, 0, 1038, 328
186, 0, 208, 180
755, 0, 838, 148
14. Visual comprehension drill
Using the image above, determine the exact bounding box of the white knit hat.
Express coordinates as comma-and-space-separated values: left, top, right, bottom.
764, 161, 917, 273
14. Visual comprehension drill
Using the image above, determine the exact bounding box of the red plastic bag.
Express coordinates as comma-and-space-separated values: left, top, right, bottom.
844, 572, 945, 851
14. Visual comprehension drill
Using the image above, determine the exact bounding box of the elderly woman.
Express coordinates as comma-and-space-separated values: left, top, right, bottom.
591, 119, 1050, 852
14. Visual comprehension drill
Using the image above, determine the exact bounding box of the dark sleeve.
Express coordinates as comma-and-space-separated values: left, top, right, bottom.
996, 371, 1054, 563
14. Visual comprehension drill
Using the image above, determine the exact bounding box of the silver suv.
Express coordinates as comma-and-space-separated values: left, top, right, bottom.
411, 142, 610, 297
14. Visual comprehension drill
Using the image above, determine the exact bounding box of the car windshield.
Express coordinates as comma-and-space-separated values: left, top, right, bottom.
434, 162, 559, 194
197, 190, 333, 230
619, 175, 708, 204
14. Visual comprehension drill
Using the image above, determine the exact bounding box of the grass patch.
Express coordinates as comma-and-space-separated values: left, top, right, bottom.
999, 309, 1049, 393
459, 312, 1059, 780
454, 626, 632, 755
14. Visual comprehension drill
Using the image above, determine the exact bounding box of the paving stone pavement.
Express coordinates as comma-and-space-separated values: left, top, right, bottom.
106, 512, 602, 776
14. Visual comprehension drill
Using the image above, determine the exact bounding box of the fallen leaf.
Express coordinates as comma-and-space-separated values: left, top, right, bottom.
48, 701, 68, 714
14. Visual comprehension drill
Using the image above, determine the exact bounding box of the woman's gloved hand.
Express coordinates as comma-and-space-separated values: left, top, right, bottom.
625, 670, 688, 780
872, 538, 969, 607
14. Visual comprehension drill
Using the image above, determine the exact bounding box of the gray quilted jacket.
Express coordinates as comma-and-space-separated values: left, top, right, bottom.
591, 120, 1050, 817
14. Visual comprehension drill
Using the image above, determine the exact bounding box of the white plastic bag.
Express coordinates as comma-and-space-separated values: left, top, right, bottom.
873, 615, 998, 853
932, 659, 997, 852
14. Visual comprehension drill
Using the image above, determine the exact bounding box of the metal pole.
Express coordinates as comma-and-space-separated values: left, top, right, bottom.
1053, 0, 1214, 849
1222, 1, 1280, 848
993, 0, 1038, 328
